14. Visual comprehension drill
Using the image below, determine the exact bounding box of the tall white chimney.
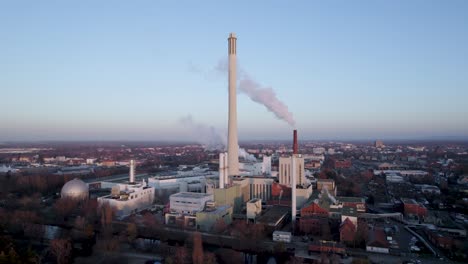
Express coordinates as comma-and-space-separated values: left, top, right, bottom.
291, 155, 297, 224
129, 159, 135, 183
227, 32, 239, 177
219, 152, 229, 188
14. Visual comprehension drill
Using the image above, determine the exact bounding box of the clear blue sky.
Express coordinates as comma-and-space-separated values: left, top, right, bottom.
1, 1, 467, 141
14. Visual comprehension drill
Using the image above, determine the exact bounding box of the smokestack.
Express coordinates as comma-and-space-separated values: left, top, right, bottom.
227, 33, 239, 176
129, 160, 135, 183
293, 130, 298, 155
219, 152, 228, 188
291, 153, 297, 226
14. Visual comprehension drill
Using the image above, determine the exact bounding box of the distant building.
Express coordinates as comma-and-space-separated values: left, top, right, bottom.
338, 197, 366, 212
401, 198, 427, 219
316, 179, 337, 196
374, 140, 384, 148
101, 160, 116, 167
366, 227, 390, 254
341, 206, 358, 227
169, 192, 213, 215
312, 147, 326, 155
299, 215, 327, 235
301, 202, 329, 218
416, 184, 441, 195
196, 204, 233, 232
331, 158, 352, 169
272, 231, 291, 243
97, 181, 155, 217
256, 206, 290, 230
340, 217, 357, 244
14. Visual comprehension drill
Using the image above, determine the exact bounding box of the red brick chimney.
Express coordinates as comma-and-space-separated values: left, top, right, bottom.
293, 130, 298, 155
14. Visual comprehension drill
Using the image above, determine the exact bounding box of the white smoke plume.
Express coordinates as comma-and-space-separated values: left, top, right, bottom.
238, 148, 257, 162
179, 115, 226, 150
238, 75, 295, 127
179, 115, 257, 161
214, 59, 296, 127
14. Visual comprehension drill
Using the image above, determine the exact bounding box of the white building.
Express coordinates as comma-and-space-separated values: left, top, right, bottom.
272, 231, 291, 243
97, 181, 155, 218
148, 167, 216, 197
279, 156, 305, 187
246, 176, 275, 201
169, 192, 213, 215
262, 156, 272, 175
312, 147, 326, 155
246, 198, 262, 222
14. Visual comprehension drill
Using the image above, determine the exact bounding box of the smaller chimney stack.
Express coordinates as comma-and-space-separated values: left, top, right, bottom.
129, 160, 135, 183
293, 130, 298, 155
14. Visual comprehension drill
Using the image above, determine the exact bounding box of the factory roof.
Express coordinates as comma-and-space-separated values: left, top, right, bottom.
341, 206, 358, 217
198, 205, 232, 215
338, 197, 365, 203
248, 198, 261, 203
401, 198, 418, 204
257, 206, 290, 227
171, 192, 212, 199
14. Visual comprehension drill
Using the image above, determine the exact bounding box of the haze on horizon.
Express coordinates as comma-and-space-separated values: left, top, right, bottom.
1, 1, 468, 142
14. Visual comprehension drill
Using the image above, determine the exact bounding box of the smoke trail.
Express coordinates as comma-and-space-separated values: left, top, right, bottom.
214, 59, 296, 127
179, 115, 257, 160
179, 115, 226, 150
238, 75, 295, 127
238, 148, 257, 162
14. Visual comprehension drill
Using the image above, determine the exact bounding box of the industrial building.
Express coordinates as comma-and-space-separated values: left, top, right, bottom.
246, 198, 262, 222
164, 192, 233, 232
168, 192, 213, 215
96, 160, 155, 217
196, 205, 233, 232
61, 178, 89, 200
147, 167, 216, 202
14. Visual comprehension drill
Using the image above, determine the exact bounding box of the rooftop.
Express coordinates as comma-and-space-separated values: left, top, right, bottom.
171, 192, 212, 199
257, 205, 290, 226
342, 206, 358, 216
338, 196, 364, 203
248, 198, 261, 203
401, 198, 418, 204
199, 205, 232, 215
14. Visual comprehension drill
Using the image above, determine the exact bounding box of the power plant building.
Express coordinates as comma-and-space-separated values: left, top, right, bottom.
96, 161, 155, 217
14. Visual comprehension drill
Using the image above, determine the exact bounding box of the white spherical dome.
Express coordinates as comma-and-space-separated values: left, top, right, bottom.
61, 178, 88, 200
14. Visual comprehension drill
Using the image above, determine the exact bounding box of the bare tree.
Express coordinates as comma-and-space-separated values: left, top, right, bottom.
212, 218, 227, 234
192, 232, 204, 264
174, 245, 189, 264
99, 202, 115, 227
54, 198, 78, 221
126, 223, 138, 243
50, 238, 72, 264
203, 252, 217, 264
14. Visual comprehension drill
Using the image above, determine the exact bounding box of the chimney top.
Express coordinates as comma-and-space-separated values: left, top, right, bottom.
293, 130, 298, 155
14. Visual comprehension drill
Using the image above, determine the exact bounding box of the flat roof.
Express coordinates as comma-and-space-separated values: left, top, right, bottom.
338, 196, 364, 203
341, 206, 357, 216
198, 205, 232, 215
401, 198, 417, 204
171, 192, 212, 199
257, 206, 290, 226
